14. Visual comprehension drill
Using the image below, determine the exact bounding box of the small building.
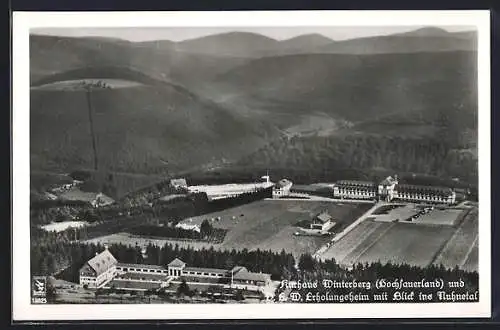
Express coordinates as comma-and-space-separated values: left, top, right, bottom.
310, 211, 333, 231
230, 266, 272, 291
91, 192, 115, 208
272, 179, 293, 198
170, 178, 188, 189
79, 247, 117, 288
167, 258, 187, 277
175, 219, 201, 233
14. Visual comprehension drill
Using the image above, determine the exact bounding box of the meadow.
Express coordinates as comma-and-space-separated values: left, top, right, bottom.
85, 200, 370, 258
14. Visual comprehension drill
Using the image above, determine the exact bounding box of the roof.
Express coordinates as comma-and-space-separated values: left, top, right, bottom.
108, 279, 161, 290
184, 267, 229, 275
275, 179, 292, 189
380, 176, 398, 186
232, 269, 271, 282
116, 263, 167, 271
116, 272, 169, 281
94, 193, 115, 205
170, 178, 187, 186
397, 184, 454, 196
86, 249, 117, 276
315, 212, 332, 223
231, 266, 248, 274
336, 180, 377, 188
168, 258, 186, 268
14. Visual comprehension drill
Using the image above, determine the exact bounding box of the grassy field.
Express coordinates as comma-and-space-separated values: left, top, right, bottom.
432, 208, 478, 270
85, 200, 370, 258
354, 223, 456, 267
320, 206, 478, 271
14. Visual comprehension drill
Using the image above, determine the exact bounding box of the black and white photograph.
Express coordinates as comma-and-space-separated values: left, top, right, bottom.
12, 10, 491, 320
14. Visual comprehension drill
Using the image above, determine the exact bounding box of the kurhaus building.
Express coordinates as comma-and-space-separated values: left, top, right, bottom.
80, 250, 272, 292
333, 176, 456, 204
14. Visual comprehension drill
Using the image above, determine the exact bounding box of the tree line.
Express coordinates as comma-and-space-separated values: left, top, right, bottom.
237, 134, 478, 185
279, 254, 479, 303
125, 220, 225, 241
32, 230, 478, 296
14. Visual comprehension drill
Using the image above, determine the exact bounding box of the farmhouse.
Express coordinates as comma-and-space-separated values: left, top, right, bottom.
230, 266, 272, 291
91, 192, 115, 208
79, 247, 118, 288
310, 211, 333, 231
272, 179, 293, 198
59, 189, 115, 208
170, 178, 188, 189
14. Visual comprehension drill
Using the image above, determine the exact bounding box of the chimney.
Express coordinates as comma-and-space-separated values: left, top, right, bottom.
104, 244, 109, 250
95, 252, 99, 256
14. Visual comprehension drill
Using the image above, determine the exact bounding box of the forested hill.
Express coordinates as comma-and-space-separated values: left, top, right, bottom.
30, 67, 276, 175
237, 134, 478, 185
212, 51, 477, 127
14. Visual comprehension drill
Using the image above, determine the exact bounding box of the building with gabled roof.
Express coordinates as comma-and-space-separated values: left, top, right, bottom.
310, 211, 333, 231
230, 266, 272, 291
272, 178, 293, 198
79, 247, 117, 288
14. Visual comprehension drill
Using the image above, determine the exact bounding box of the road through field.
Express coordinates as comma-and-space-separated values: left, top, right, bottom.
313, 202, 380, 259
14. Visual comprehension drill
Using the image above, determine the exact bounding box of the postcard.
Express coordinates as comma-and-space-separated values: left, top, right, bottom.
12, 10, 491, 321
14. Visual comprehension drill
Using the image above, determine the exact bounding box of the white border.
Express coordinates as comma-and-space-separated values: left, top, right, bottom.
12, 10, 491, 321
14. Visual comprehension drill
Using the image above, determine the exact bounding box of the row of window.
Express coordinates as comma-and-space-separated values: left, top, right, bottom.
181, 271, 225, 277
396, 194, 454, 201
116, 277, 162, 282
335, 190, 376, 195
117, 267, 167, 274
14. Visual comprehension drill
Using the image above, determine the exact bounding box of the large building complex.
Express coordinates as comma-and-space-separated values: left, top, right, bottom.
333, 175, 456, 204
187, 175, 274, 201
79, 250, 272, 293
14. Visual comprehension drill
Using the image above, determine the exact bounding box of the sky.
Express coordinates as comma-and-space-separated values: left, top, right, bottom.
32, 26, 474, 42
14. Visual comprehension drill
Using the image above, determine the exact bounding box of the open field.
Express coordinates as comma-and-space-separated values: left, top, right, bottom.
370, 204, 418, 222
320, 206, 478, 271
354, 223, 456, 267
320, 220, 388, 262
41, 221, 88, 233
432, 208, 478, 270
461, 238, 478, 272
85, 200, 370, 258
414, 208, 464, 226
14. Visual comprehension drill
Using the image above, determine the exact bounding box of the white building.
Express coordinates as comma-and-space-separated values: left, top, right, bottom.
272, 179, 293, 199
310, 211, 333, 231
170, 178, 188, 189
175, 219, 201, 233
394, 184, 456, 204
79, 247, 117, 288
378, 176, 399, 202
333, 180, 377, 200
